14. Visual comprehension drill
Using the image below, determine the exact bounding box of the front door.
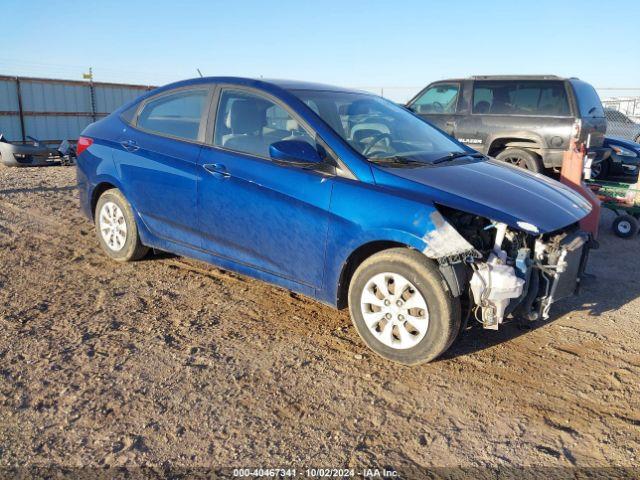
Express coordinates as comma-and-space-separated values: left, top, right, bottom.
409, 82, 461, 136
197, 88, 334, 287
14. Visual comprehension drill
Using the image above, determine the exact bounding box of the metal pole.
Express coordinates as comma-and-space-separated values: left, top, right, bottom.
15, 77, 26, 143
88, 67, 97, 122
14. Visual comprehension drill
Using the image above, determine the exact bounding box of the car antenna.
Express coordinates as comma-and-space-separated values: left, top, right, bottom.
196, 68, 203, 78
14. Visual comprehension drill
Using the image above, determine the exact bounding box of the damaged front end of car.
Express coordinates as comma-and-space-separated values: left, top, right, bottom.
428, 207, 594, 329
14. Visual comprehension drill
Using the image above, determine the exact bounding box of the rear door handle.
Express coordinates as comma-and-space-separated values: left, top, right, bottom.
203, 163, 231, 178
120, 139, 139, 152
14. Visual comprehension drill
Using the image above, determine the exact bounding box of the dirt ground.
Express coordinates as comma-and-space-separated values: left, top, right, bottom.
0, 165, 638, 476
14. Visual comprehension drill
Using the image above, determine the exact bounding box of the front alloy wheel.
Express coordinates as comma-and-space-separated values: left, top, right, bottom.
348, 248, 460, 365
360, 272, 429, 350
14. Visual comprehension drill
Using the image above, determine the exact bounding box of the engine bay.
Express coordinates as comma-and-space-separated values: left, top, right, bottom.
437, 205, 590, 329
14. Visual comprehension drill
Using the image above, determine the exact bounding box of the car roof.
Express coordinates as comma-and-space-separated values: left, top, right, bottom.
153, 76, 368, 95
431, 75, 575, 83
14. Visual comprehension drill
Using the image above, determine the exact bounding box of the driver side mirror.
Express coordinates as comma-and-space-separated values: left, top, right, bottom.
269, 140, 323, 168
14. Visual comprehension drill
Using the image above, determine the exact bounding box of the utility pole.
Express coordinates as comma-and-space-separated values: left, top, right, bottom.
83, 67, 97, 122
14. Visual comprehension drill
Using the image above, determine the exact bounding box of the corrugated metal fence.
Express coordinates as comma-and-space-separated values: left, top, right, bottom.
0, 75, 154, 144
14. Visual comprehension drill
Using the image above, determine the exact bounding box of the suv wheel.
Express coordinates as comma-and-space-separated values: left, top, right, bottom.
496, 148, 543, 173
591, 159, 609, 179
95, 189, 149, 261
348, 248, 460, 365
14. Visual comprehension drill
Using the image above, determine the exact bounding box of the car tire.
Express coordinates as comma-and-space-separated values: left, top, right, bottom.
591, 159, 609, 179
348, 248, 461, 365
612, 215, 639, 239
94, 188, 149, 261
495, 148, 543, 173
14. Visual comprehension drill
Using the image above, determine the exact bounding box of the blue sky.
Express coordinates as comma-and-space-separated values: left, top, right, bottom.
3, 0, 639, 100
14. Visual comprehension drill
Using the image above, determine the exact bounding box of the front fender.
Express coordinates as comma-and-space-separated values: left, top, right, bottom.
318, 179, 473, 306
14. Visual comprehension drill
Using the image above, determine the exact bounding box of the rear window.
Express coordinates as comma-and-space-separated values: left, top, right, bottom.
570, 80, 604, 118
137, 89, 208, 141
472, 80, 570, 116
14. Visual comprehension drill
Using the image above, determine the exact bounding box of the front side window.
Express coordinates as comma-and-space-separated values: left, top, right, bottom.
411, 84, 459, 114
137, 89, 208, 141
292, 89, 467, 163
472, 81, 570, 116
213, 89, 315, 158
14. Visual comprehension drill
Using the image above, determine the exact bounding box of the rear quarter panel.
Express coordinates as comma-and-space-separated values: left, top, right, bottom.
76, 116, 128, 219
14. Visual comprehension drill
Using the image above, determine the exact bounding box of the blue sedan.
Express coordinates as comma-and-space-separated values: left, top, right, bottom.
76, 77, 593, 364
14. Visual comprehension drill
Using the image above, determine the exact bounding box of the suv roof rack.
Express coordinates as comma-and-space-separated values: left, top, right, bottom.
470, 75, 567, 80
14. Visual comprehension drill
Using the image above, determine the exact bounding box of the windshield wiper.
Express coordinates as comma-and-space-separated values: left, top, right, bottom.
369, 155, 429, 166
432, 152, 485, 164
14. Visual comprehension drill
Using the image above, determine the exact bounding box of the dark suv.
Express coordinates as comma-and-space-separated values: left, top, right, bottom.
407, 75, 609, 172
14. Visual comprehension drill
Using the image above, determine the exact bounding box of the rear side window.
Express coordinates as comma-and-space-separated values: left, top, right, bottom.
137, 89, 208, 141
472, 81, 570, 116
411, 84, 459, 114
120, 103, 138, 124
570, 80, 604, 118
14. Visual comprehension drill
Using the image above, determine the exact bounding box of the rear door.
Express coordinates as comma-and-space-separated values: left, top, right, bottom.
197, 86, 334, 288
570, 79, 606, 148
408, 82, 461, 136
114, 86, 212, 247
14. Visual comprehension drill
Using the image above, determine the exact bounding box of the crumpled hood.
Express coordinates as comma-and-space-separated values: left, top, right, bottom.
372, 159, 592, 234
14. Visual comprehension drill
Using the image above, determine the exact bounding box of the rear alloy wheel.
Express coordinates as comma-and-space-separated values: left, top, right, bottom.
612, 214, 639, 239
95, 189, 149, 261
495, 147, 543, 173
348, 248, 460, 365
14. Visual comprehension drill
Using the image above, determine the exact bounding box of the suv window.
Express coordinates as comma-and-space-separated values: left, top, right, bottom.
411, 84, 459, 114
137, 89, 208, 140
570, 80, 604, 118
472, 81, 570, 116
214, 89, 315, 158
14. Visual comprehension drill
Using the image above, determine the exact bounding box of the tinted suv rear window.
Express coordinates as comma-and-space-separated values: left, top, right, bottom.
473, 80, 570, 116
570, 80, 604, 118
137, 89, 208, 141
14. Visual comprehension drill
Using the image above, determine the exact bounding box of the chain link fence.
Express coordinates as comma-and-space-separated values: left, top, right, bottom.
599, 89, 640, 143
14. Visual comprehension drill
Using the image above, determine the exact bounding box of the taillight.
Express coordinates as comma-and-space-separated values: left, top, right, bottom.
76, 136, 93, 155
571, 119, 582, 141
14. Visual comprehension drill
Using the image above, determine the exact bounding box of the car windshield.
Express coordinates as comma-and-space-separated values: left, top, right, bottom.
291, 90, 469, 163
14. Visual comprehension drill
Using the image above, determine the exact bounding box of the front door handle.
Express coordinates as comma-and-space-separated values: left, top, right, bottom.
120, 139, 139, 152
203, 163, 231, 178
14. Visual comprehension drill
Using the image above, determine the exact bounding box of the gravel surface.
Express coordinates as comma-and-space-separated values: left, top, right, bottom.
0, 165, 638, 475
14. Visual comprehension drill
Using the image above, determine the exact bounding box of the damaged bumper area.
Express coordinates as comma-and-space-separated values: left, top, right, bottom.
426, 207, 593, 329
0, 136, 60, 167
